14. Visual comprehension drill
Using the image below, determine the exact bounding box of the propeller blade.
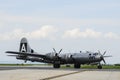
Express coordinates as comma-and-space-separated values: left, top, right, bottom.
103, 55, 112, 57
103, 51, 106, 55
53, 48, 56, 53
102, 58, 106, 64
98, 50, 101, 55
58, 49, 62, 54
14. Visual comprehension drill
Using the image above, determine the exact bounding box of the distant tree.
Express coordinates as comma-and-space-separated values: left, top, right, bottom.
114, 64, 120, 66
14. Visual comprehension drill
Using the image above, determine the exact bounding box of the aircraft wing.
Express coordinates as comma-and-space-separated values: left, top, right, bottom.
6, 51, 47, 58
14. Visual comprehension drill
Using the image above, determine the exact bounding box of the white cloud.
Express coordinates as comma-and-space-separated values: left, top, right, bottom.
0, 25, 57, 40
29, 25, 57, 39
104, 32, 120, 39
0, 25, 119, 41
63, 28, 120, 39
63, 28, 102, 39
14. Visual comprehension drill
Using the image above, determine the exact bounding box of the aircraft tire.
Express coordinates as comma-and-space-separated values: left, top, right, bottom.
74, 64, 81, 68
97, 65, 102, 69
53, 64, 60, 68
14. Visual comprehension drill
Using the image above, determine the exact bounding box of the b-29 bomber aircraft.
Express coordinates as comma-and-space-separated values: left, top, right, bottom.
6, 37, 111, 69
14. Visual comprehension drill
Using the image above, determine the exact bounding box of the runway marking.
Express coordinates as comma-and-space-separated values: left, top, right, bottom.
40, 70, 86, 80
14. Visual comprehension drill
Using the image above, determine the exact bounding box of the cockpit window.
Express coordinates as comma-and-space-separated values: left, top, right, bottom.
93, 53, 98, 55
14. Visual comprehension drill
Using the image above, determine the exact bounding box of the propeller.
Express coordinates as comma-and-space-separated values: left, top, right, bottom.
98, 51, 107, 64
53, 48, 62, 59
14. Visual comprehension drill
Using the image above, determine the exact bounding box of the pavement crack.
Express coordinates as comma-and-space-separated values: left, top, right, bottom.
40, 70, 85, 80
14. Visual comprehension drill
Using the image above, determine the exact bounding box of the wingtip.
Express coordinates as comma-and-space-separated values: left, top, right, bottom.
5, 51, 9, 53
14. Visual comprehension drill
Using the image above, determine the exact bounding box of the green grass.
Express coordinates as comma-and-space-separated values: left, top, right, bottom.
0, 64, 120, 69
81, 65, 120, 69
61, 65, 120, 69
102, 65, 120, 69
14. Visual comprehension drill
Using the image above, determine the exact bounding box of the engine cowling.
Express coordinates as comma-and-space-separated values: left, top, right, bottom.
61, 54, 73, 62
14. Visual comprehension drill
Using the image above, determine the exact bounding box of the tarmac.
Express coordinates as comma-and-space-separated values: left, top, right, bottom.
0, 66, 120, 80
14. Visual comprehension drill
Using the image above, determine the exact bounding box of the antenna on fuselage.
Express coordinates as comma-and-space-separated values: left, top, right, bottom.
80, 51, 82, 53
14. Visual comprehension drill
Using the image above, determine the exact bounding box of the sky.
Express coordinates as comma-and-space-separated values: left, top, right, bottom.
0, 0, 120, 64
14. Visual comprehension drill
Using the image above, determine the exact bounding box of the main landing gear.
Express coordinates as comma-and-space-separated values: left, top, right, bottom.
97, 64, 102, 69
53, 61, 60, 68
74, 63, 81, 68
53, 63, 60, 68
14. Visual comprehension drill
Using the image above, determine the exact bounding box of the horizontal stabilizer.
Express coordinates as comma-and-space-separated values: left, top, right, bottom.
6, 51, 46, 58
7, 55, 17, 57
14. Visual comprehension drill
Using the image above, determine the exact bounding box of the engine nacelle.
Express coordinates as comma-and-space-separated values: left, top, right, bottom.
60, 54, 73, 62
46, 52, 59, 60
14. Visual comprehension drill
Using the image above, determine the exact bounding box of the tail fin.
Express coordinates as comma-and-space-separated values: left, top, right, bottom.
19, 37, 32, 53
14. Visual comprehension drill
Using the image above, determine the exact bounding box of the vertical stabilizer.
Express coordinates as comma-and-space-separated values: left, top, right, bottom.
19, 37, 31, 53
